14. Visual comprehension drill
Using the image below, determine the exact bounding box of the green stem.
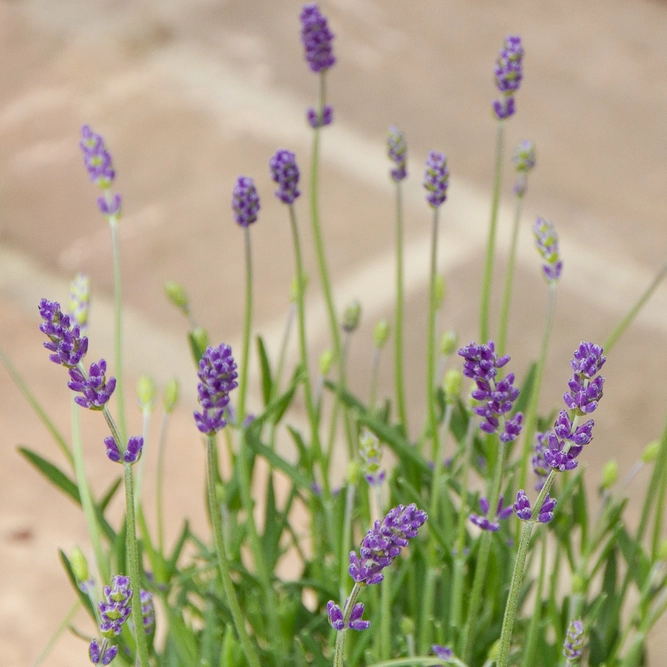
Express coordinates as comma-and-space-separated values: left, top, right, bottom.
71, 399, 108, 584
339, 482, 356, 606
380, 568, 392, 660
289, 205, 327, 488
0, 345, 73, 468
123, 463, 151, 667
425, 208, 440, 457
518, 282, 557, 491
369, 347, 381, 412
394, 181, 408, 435
479, 121, 505, 343
156, 411, 169, 555
237, 226, 253, 422
333, 582, 363, 667
497, 193, 525, 356
206, 435, 261, 667
109, 218, 127, 442
603, 259, 667, 354
520, 530, 548, 667
461, 436, 506, 662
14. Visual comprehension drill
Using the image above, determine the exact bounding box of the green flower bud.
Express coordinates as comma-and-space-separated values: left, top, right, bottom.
163, 377, 179, 414
164, 281, 190, 315
443, 369, 462, 404
435, 275, 446, 309
290, 274, 308, 303
70, 546, 89, 582
373, 319, 390, 349
359, 429, 384, 485
319, 349, 334, 376
341, 299, 362, 333
68, 273, 90, 332
399, 616, 415, 635
190, 326, 210, 361
571, 573, 586, 595
440, 330, 458, 356
642, 440, 660, 463
136, 375, 156, 411
601, 460, 618, 490
346, 460, 362, 485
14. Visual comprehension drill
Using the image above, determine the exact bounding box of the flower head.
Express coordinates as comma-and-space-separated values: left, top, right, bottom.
140, 590, 155, 634
423, 151, 449, 208
432, 645, 454, 665
194, 343, 238, 435
387, 126, 408, 182
269, 149, 301, 204
89, 639, 118, 665
534, 217, 563, 282
232, 176, 260, 228
80, 125, 116, 189
359, 429, 385, 487
349, 504, 427, 585
68, 359, 116, 410
514, 490, 557, 523
300, 3, 336, 73
563, 343, 606, 415
492, 35, 524, 120
99, 575, 132, 638
104, 435, 144, 465
470, 494, 513, 532
326, 600, 370, 631
563, 619, 584, 663
306, 104, 333, 128
39, 299, 89, 368
68, 274, 91, 333
458, 341, 523, 442
513, 139, 536, 197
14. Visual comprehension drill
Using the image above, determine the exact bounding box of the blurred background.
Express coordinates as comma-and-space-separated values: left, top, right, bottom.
1, 0, 667, 664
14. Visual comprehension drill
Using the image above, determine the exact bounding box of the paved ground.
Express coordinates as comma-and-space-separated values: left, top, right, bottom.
2, 0, 667, 664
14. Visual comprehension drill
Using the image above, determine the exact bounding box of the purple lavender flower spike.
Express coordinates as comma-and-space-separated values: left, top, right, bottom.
563, 619, 584, 663
270, 149, 301, 204
470, 494, 513, 532
423, 151, 449, 208
349, 503, 427, 585
194, 343, 238, 435
348, 602, 370, 631
543, 431, 579, 472
89, 639, 118, 665
327, 600, 345, 630
563, 343, 606, 415
300, 3, 336, 73
514, 490, 532, 521
39, 299, 89, 368
513, 139, 536, 197
433, 645, 454, 664
68, 359, 116, 410
538, 494, 557, 523
99, 574, 132, 638
123, 436, 144, 464
570, 342, 606, 379
140, 589, 155, 634
387, 126, 408, 182
232, 176, 260, 228
307, 104, 334, 128
104, 436, 121, 463
492, 35, 524, 120
459, 341, 522, 440
80, 125, 116, 189
534, 217, 563, 282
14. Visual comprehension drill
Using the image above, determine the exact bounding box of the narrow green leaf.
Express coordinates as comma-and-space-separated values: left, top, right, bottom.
58, 549, 96, 620
256, 335, 274, 408
98, 476, 122, 512
18, 446, 80, 504
245, 430, 312, 490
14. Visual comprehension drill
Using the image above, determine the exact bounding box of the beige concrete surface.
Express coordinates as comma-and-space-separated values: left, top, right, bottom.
2, 0, 667, 664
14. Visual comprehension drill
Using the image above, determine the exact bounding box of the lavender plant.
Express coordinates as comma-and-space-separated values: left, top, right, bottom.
5, 5, 667, 667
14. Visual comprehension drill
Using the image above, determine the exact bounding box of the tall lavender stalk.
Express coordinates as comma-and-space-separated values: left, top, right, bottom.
479, 36, 524, 343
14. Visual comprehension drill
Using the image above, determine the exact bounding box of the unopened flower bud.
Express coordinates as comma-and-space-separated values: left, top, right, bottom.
162, 378, 179, 414
440, 331, 458, 356
342, 299, 362, 333
136, 375, 156, 411
164, 281, 189, 316
70, 546, 89, 582
571, 573, 586, 595
360, 429, 385, 486
319, 349, 334, 376
68, 273, 90, 332
601, 460, 618, 490
443, 369, 462, 403
400, 616, 415, 635
642, 440, 660, 463
373, 319, 390, 349
346, 460, 362, 485
189, 326, 210, 362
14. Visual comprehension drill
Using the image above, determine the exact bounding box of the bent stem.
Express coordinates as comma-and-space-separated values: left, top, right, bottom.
497, 191, 525, 356
206, 434, 261, 667
394, 181, 408, 434
123, 463, 151, 667
604, 259, 667, 354
518, 282, 557, 491
479, 121, 505, 343
333, 582, 363, 667
109, 217, 127, 442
